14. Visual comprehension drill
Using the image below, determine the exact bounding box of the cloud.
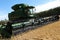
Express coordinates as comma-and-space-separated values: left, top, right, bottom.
35, 0, 60, 13
0, 11, 8, 21
0, 15, 8, 21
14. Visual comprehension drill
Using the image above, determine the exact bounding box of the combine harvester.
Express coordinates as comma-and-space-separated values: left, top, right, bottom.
0, 3, 60, 38
8, 4, 60, 29
8, 4, 60, 34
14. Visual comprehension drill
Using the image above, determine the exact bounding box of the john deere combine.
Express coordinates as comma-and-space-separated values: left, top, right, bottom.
0, 3, 60, 38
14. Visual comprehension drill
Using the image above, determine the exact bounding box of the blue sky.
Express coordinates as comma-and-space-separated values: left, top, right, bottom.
0, 0, 60, 20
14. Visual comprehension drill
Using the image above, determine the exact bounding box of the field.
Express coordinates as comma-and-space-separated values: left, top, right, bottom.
10, 20, 60, 40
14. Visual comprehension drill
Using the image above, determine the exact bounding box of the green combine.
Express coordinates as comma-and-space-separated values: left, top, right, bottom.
0, 3, 60, 38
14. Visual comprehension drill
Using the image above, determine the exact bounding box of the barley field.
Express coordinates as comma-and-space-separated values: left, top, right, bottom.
1, 20, 60, 40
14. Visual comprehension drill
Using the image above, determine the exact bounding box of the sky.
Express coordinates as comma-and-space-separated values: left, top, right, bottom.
0, 0, 60, 20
